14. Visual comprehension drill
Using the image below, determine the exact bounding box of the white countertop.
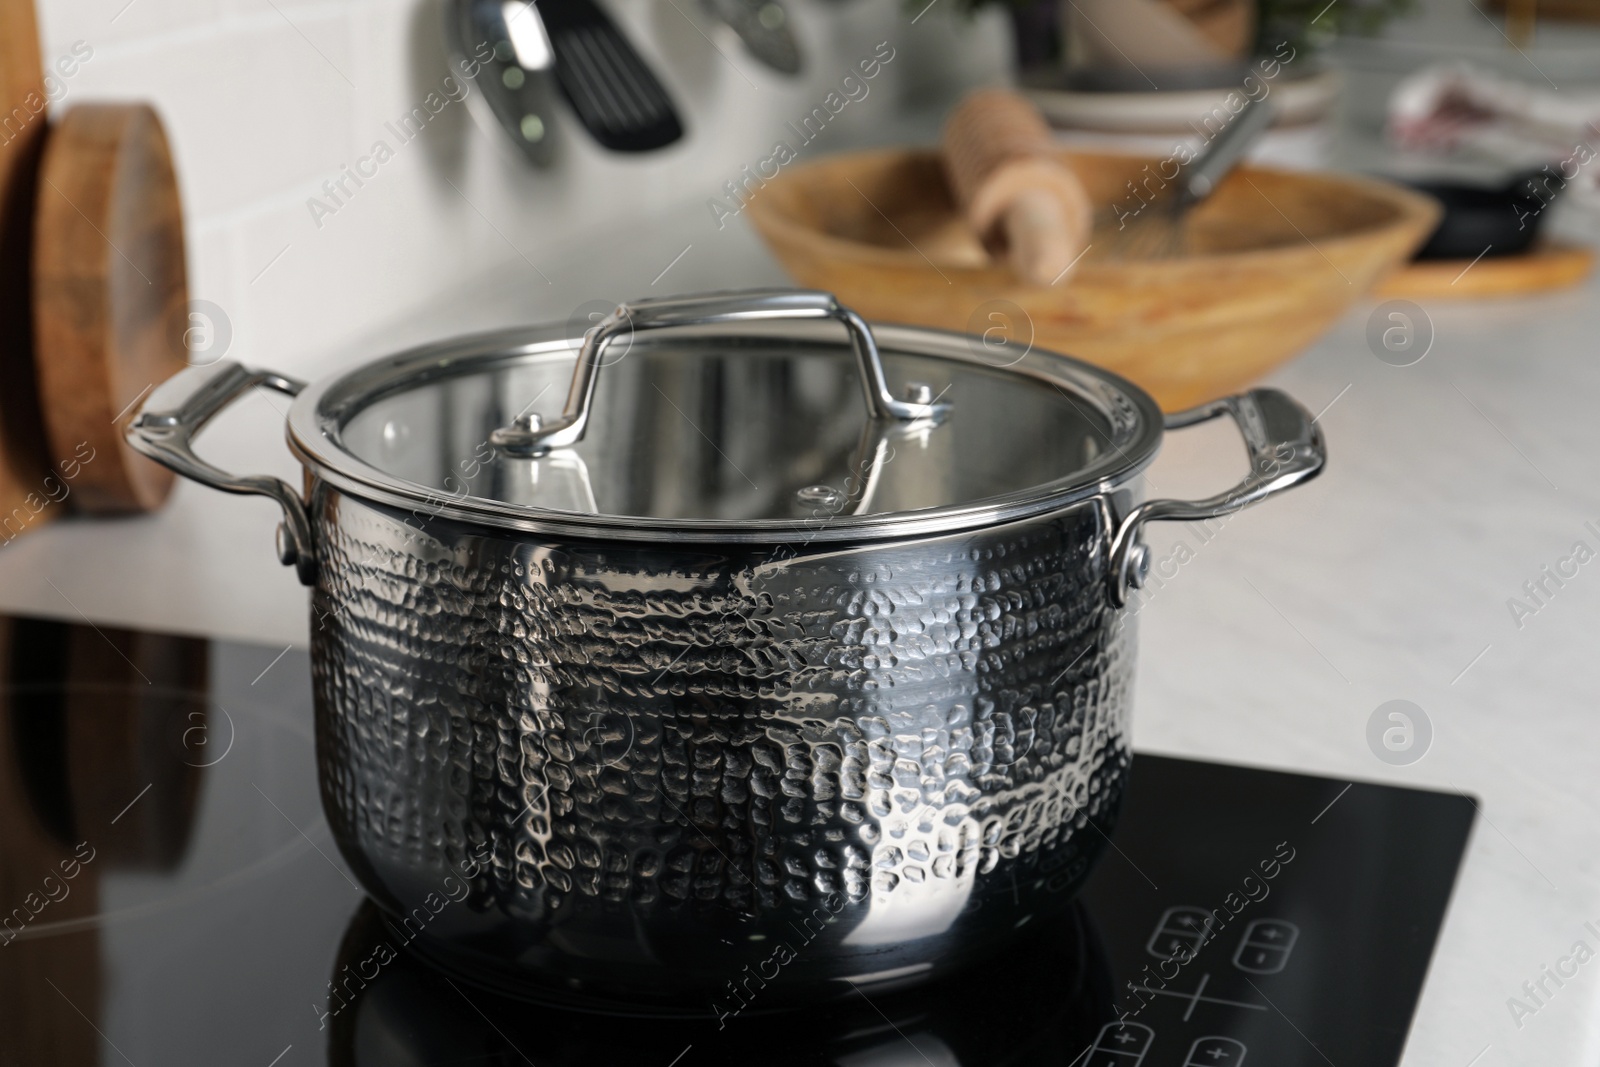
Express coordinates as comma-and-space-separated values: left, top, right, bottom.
7, 167, 1600, 1065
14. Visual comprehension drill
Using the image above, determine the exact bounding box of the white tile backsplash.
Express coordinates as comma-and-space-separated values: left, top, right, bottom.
59, 15, 360, 218
39, 0, 219, 50
34, 0, 1009, 379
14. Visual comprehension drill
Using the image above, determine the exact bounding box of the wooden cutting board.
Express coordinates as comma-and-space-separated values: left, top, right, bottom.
1375, 240, 1595, 300
32, 103, 188, 513
0, 0, 54, 537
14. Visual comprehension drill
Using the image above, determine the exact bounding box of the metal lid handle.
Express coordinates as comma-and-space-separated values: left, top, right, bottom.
1108, 387, 1326, 605
489, 289, 950, 455
125, 361, 317, 584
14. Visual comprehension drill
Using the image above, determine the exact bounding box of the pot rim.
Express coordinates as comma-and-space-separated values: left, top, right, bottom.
284, 318, 1166, 545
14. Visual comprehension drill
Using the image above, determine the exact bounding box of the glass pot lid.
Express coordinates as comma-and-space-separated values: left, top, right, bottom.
286, 290, 1165, 544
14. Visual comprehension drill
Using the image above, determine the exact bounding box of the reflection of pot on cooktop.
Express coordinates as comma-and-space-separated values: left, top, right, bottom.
324, 897, 1116, 1067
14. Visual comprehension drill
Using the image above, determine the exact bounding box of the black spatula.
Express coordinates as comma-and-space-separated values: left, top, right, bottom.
541, 0, 684, 152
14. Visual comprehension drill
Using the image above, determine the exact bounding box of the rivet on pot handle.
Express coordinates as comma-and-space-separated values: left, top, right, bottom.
1107, 387, 1326, 606
490, 289, 950, 455
125, 361, 317, 585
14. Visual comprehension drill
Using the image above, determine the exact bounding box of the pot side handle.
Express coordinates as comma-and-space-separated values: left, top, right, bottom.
125, 361, 317, 585
1108, 388, 1326, 606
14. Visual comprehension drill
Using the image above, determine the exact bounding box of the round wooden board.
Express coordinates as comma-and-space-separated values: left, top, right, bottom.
1375, 240, 1596, 301
0, 0, 55, 538
32, 103, 188, 513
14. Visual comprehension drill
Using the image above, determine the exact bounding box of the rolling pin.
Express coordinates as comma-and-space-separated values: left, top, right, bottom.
941, 89, 1093, 287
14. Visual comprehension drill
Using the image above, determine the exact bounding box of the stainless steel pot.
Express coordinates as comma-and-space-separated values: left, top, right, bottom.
127, 290, 1324, 1010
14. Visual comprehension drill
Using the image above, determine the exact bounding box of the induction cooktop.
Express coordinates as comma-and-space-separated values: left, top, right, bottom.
0, 615, 1474, 1067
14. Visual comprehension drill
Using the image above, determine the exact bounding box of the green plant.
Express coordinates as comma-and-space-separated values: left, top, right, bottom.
1256, 0, 1417, 55
934, 0, 1036, 12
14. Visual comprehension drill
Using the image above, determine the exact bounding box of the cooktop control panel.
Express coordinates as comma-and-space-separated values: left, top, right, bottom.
1077, 756, 1475, 1067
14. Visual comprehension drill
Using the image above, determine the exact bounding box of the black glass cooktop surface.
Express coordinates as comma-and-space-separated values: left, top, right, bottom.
0, 615, 1474, 1067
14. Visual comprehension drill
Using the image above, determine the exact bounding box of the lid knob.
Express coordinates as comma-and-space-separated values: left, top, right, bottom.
795, 485, 846, 511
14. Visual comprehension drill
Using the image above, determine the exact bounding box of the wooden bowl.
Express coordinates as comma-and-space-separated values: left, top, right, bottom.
744, 149, 1440, 411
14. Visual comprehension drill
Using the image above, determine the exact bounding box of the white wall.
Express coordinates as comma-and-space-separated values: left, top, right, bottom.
32, 0, 1013, 379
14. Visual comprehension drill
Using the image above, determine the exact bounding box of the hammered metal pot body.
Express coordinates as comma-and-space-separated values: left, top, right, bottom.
309, 483, 1137, 1009
124, 294, 1325, 1009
